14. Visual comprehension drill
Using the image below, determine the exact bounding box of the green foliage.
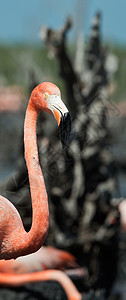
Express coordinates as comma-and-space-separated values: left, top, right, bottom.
0, 43, 126, 102
0, 44, 62, 90
110, 45, 126, 102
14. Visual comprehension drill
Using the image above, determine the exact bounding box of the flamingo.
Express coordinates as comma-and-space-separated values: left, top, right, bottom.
0, 246, 78, 274
0, 82, 71, 260
0, 270, 82, 300
0, 246, 84, 300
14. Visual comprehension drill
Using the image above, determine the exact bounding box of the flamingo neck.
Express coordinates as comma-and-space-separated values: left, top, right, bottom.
0, 270, 81, 300
23, 99, 49, 254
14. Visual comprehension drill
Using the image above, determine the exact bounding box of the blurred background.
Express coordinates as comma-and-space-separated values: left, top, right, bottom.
0, 0, 125, 100
0, 1, 126, 300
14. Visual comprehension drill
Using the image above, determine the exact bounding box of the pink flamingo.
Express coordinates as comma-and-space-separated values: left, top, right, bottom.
0, 246, 77, 274
0, 246, 84, 300
0, 82, 71, 259
0, 270, 82, 300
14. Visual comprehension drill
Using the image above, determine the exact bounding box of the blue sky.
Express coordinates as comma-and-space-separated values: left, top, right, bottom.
0, 0, 125, 45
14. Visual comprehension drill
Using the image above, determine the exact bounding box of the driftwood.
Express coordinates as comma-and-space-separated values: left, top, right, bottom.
40, 12, 120, 294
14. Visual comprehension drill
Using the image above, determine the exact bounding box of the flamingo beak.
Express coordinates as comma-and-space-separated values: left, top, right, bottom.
59, 111, 71, 149
47, 95, 71, 148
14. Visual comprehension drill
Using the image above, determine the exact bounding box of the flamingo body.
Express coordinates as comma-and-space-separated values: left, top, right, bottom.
0, 246, 81, 300
0, 246, 76, 274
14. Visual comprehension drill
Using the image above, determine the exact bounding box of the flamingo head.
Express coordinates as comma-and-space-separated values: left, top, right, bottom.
31, 82, 71, 148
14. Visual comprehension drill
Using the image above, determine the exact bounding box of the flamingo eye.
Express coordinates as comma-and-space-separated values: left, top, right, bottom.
44, 92, 49, 100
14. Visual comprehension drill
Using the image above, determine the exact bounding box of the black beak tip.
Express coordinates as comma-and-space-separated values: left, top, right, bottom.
59, 112, 71, 149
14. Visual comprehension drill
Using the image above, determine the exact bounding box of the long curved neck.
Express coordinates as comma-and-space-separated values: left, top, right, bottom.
0, 270, 81, 300
23, 99, 49, 253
